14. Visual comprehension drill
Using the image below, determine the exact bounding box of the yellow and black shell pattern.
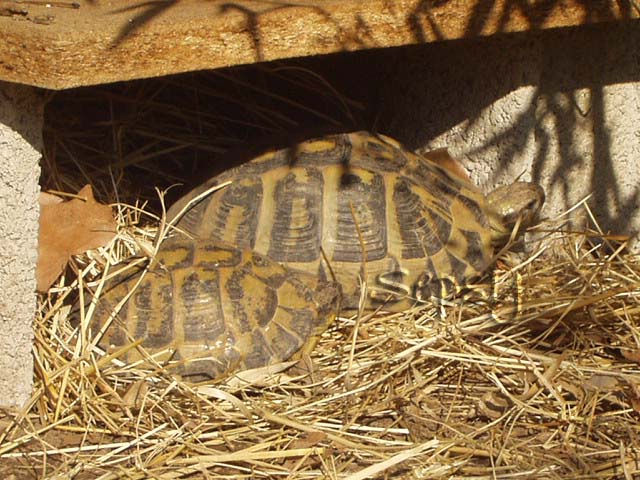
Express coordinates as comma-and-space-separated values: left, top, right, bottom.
169, 131, 494, 309
93, 239, 341, 380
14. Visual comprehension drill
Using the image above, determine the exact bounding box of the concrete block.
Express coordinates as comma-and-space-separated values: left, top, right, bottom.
0, 82, 43, 408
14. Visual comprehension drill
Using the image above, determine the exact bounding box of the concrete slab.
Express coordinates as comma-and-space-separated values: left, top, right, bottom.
0, 0, 636, 90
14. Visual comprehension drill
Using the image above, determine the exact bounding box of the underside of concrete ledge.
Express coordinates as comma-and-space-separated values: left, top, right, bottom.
0, 0, 637, 90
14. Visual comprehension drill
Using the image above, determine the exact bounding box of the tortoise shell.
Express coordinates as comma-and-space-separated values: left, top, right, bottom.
92, 131, 542, 381
168, 131, 496, 309
92, 239, 341, 380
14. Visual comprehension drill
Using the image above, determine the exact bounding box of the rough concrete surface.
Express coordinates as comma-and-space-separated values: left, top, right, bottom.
0, 82, 43, 408
380, 22, 640, 245
0, 0, 635, 90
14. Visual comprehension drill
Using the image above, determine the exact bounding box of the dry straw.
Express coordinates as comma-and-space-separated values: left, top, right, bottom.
2, 189, 639, 479
3, 68, 640, 479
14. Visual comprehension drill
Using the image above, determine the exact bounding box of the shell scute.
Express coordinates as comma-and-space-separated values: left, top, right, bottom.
130, 279, 174, 349
179, 271, 225, 344
392, 178, 452, 259
268, 168, 323, 263
332, 169, 388, 263
213, 178, 263, 248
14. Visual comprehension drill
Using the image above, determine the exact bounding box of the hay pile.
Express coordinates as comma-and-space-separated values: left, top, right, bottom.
2, 70, 640, 479
2, 198, 640, 479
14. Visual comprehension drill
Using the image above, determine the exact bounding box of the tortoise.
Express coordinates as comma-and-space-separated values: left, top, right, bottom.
92, 131, 544, 380
167, 131, 544, 310
92, 239, 341, 380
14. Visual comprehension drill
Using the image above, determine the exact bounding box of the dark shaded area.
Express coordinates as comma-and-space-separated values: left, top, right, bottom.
41, 50, 388, 207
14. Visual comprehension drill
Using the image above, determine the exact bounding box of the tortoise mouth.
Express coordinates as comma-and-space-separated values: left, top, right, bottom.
488, 182, 545, 247
491, 209, 540, 245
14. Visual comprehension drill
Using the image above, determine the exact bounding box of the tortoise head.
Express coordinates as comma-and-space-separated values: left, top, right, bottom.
485, 182, 545, 247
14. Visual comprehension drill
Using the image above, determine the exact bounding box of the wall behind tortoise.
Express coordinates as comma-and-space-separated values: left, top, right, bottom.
378, 21, 640, 244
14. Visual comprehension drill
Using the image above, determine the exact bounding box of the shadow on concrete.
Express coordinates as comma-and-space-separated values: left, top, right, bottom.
108, 0, 638, 56
408, 0, 637, 41
377, 20, 640, 237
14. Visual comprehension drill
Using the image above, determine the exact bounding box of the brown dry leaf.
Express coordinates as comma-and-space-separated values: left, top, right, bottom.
39, 191, 64, 207
289, 431, 327, 450
621, 348, 640, 363
37, 185, 116, 292
584, 374, 620, 392
122, 380, 150, 410
623, 379, 640, 413
423, 148, 472, 182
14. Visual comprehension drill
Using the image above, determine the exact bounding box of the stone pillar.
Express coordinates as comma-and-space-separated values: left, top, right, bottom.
0, 81, 43, 408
